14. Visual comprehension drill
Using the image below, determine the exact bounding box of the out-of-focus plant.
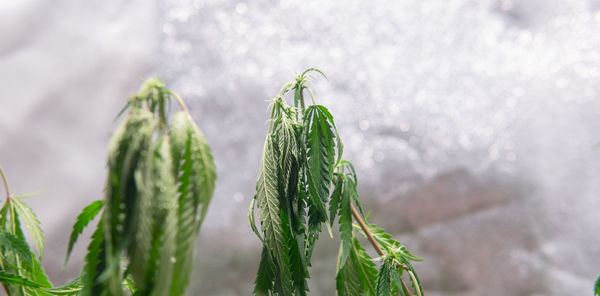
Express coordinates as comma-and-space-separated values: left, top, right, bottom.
67, 78, 217, 296
0, 78, 217, 296
248, 69, 424, 296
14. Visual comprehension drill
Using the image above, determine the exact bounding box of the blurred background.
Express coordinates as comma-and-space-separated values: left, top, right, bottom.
2, 0, 600, 295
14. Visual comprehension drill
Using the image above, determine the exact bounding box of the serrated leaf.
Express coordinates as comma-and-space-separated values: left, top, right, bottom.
338, 177, 353, 269
255, 135, 292, 295
282, 211, 308, 296
354, 223, 423, 262
351, 237, 377, 295
0, 229, 34, 265
169, 112, 217, 296
0, 271, 42, 288
335, 244, 361, 296
376, 257, 393, 296
304, 105, 335, 220
128, 137, 178, 296
65, 200, 104, 266
11, 198, 44, 259
101, 108, 155, 295
254, 245, 275, 295
80, 220, 107, 296
329, 177, 343, 228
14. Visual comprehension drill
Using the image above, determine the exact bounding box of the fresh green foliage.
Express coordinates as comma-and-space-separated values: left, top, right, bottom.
64, 200, 104, 267
0, 169, 80, 295
249, 69, 424, 295
595, 276, 600, 296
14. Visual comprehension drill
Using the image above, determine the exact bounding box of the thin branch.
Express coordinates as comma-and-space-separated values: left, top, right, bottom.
407, 269, 422, 296
352, 203, 422, 296
399, 277, 415, 296
168, 91, 191, 116
350, 203, 384, 257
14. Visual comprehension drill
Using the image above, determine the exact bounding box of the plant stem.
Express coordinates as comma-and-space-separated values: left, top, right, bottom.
351, 203, 421, 296
169, 91, 191, 116
350, 203, 384, 257
0, 167, 10, 200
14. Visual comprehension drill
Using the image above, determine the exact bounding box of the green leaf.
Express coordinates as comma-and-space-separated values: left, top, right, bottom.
353, 223, 423, 262
169, 112, 217, 296
254, 245, 275, 295
282, 211, 308, 296
398, 257, 423, 296
255, 135, 292, 295
336, 248, 361, 296
304, 105, 336, 221
11, 198, 44, 259
43, 277, 82, 295
0, 271, 42, 288
338, 177, 353, 269
128, 137, 178, 296
328, 176, 343, 229
351, 237, 377, 295
248, 197, 264, 242
376, 257, 393, 296
101, 108, 155, 294
80, 220, 107, 296
0, 229, 34, 265
64, 200, 104, 266
28, 255, 52, 288
595, 275, 600, 296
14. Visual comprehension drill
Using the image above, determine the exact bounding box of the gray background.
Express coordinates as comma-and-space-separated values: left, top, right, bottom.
2, 0, 600, 295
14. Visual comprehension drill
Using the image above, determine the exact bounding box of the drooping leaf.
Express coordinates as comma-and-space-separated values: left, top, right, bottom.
328, 176, 343, 228
376, 257, 393, 296
282, 211, 308, 296
304, 105, 336, 220
254, 245, 275, 295
335, 244, 361, 296
101, 108, 155, 294
351, 237, 377, 295
64, 200, 104, 266
248, 197, 264, 242
169, 112, 217, 296
128, 137, 178, 296
80, 220, 107, 296
255, 135, 292, 295
337, 177, 353, 269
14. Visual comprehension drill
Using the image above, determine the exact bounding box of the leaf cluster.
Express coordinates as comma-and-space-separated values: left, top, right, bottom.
0, 172, 81, 295
68, 78, 217, 296
249, 69, 424, 295
0, 78, 217, 296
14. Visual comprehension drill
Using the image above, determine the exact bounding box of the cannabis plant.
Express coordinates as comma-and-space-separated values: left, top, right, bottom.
248, 69, 424, 296
0, 78, 216, 296
0, 168, 82, 295
64, 78, 217, 296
